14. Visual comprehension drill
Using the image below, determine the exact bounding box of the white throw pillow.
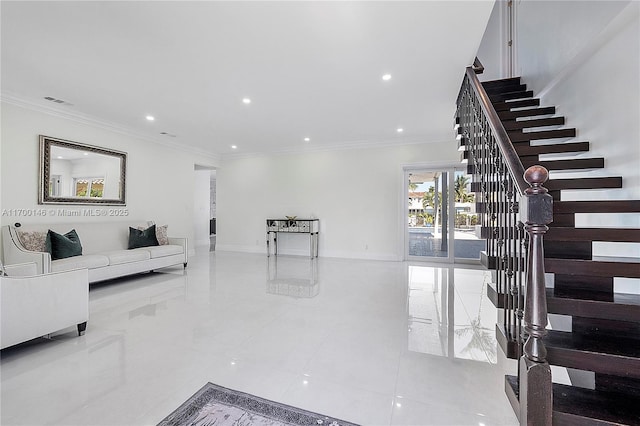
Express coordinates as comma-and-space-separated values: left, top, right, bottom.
17, 230, 47, 252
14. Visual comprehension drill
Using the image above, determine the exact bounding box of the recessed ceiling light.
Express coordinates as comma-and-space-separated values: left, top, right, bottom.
304, 137, 310, 142
57, 156, 63, 159
242, 98, 251, 104
382, 74, 392, 81
146, 115, 155, 121
397, 128, 404, 133
83, 153, 89, 156
231, 145, 238, 149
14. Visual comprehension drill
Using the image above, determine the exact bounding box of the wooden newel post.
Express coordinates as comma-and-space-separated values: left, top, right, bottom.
519, 165, 553, 425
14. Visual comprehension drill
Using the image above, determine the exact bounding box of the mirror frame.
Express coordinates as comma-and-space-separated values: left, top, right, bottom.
38, 135, 127, 205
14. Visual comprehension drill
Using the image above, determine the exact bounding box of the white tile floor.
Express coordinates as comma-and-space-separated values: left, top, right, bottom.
1, 250, 519, 426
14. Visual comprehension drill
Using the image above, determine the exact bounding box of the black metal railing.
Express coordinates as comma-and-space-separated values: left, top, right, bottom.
455, 62, 553, 425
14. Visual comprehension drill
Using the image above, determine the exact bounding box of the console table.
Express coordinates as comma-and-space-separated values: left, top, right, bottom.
266, 219, 319, 258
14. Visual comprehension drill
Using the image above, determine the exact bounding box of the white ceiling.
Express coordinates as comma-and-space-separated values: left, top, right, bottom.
1, 1, 495, 157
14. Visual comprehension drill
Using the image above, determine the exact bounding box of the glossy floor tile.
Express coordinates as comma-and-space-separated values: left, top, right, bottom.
1, 250, 519, 425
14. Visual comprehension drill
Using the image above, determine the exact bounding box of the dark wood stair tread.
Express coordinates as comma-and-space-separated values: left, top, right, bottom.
503, 116, 565, 130
498, 106, 556, 120
545, 177, 623, 191
496, 323, 520, 359
505, 375, 640, 425
545, 257, 640, 278
546, 227, 640, 242
489, 90, 534, 102
546, 330, 640, 378
481, 77, 521, 89
488, 282, 524, 309
553, 382, 640, 425
547, 288, 640, 322
483, 83, 527, 94
522, 157, 604, 171
514, 141, 590, 156
493, 98, 540, 111
509, 128, 577, 142
553, 200, 640, 213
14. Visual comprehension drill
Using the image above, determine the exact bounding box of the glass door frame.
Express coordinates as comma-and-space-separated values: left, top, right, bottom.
403, 164, 480, 265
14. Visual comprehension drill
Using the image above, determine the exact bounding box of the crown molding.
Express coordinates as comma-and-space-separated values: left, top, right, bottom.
0, 92, 221, 165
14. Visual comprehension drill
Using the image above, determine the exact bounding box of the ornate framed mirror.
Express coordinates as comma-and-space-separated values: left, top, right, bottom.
38, 135, 127, 205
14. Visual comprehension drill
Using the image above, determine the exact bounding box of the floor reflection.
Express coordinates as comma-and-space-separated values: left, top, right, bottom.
407, 265, 497, 363
266, 256, 319, 298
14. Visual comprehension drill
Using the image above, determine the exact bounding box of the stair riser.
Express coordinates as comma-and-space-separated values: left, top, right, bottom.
545, 228, 640, 243
554, 200, 640, 214
596, 374, 640, 398
544, 241, 592, 260
545, 259, 640, 278
554, 274, 613, 293
573, 317, 640, 337
550, 214, 575, 227
547, 347, 640, 379
547, 297, 640, 322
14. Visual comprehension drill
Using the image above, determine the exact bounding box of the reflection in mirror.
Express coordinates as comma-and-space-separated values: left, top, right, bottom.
39, 136, 127, 205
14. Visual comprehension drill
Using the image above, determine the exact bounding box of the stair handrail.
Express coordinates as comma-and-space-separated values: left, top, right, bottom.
457, 63, 554, 425
464, 66, 529, 196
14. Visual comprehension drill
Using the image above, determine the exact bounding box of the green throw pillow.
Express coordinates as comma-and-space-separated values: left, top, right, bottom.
45, 229, 83, 260
128, 224, 159, 249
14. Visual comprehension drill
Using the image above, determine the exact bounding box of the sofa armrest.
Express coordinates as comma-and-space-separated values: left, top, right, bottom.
4, 262, 39, 277
167, 237, 188, 263
0, 268, 89, 349
2, 225, 51, 274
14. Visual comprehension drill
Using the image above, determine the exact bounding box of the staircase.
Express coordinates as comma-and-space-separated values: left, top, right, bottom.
457, 71, 640, 425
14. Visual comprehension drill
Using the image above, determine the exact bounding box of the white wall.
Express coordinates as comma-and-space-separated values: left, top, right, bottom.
0, 101, 220, 253
476, 0, 507, 82
216, 142, 460, 261
516, 1, 639, 203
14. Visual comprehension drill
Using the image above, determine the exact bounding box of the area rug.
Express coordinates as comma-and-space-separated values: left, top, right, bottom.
158, 382, 360, 426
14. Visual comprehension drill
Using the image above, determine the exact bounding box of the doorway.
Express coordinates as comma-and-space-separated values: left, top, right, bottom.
194, 165, 217, 250
405, 167, 485, 263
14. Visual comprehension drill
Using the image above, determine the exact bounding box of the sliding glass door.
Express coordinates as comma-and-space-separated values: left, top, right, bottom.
405, 167, 485, 263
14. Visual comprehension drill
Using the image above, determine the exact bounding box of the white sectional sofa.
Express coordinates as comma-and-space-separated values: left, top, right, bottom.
1, 263, 89, 349
1, 221, 188, 284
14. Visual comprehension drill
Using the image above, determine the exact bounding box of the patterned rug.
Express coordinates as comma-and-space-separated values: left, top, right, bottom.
158, 383, 360, 426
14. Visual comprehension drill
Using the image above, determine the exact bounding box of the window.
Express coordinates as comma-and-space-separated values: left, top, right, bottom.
73, 177, 104, 198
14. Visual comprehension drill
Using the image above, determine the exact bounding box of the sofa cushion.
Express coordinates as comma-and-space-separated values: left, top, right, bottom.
144, 244, 184, 259
51, 254, 109, 272
103, 249, 151, 266
16, 230, 47, 252
46, 229, 83, 260
128, 225, 159, 249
